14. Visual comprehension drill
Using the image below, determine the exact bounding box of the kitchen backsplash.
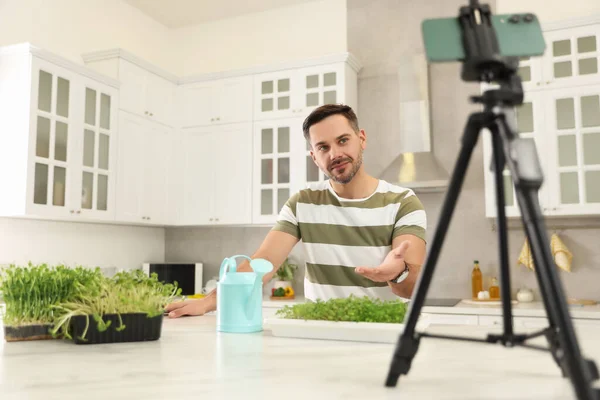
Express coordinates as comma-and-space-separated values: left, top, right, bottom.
165, 0, 600, 301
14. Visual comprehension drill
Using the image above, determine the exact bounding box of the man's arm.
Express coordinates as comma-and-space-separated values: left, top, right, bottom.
354, 235, 426, 299
387, 234, 426, 298
234, 230, 300, 283
165, 230, 299, 318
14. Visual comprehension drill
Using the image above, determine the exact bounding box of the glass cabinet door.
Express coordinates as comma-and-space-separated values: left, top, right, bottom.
254, 71, 296, 121
32, 66, 72, 214
543, 26, 600, 89
546, 85, 600, 212
254, 121, 295, 222
297, 64, 343, 117
80, 84, 115, 215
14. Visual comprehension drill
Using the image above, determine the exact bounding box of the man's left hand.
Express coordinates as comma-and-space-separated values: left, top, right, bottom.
354, 241, 409, 282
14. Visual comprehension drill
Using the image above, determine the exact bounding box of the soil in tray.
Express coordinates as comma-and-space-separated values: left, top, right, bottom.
69, 313, 163, 345
4, 324, 56, 342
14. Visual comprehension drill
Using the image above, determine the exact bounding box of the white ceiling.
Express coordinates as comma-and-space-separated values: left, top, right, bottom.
123, 0, 319, 28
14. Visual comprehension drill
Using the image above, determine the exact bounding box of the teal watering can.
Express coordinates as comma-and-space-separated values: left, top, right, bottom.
216, 255, 273, 333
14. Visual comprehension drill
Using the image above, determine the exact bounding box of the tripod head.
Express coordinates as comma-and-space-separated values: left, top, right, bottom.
458, 0, 524, 108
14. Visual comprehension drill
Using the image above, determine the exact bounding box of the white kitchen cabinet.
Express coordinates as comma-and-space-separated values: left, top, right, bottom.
0, 44, 119, 222
181, 123, 252, 225
115, 112, 171, 225
83, 52, 177, 128
179, 76, 253, 128
119, 60, 176, 127
253, 59, 358, 122
482, 22, 600, 218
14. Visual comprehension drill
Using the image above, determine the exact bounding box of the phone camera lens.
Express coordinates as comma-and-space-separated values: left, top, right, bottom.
524, 13, 534, 22
509, 14, 520, 23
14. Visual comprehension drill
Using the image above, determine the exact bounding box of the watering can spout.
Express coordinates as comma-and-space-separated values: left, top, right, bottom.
244, 258, 273, 320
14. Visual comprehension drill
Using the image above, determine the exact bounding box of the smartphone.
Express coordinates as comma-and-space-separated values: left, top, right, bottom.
422, 13, 546, 62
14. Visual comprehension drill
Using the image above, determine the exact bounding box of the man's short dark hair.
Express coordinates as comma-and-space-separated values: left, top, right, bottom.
302, 104, 360, 142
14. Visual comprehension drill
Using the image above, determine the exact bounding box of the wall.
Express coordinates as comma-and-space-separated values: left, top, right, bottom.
171, 0, 347, 76
0, 0, 176, 73
496, 0, 600, 23
0, 218, 165, 274
0, 0, 347, 77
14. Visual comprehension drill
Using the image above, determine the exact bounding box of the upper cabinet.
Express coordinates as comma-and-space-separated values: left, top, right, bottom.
115, 112, 173, 225
253, 60, 358, 121
119, 60, 176, 127
179, 76, 253, 128
515, 24, 599, 92
180, 123, 253, 226
83, 51, 177, 128
0, 44, 119, 221
483, 21, 600, 219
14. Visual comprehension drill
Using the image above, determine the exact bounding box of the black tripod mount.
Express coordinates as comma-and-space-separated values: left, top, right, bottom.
385, 2, 600, 399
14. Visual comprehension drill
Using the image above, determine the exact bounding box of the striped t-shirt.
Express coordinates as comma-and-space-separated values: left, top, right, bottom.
272, 179, 427, 302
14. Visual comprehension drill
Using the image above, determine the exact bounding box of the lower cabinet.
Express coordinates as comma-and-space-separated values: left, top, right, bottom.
478, 315, 600, 330
424, 313, 479, 326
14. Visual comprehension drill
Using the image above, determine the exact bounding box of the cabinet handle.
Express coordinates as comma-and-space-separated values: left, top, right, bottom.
209, 218, 213, 221
150, 113, 153, 116
215, 218, 219, 221
216, 117, 220, 121
211, 118, 214, 122
70, 210, 75, 214
76, 210, 81, 214
145, 111, 149, 115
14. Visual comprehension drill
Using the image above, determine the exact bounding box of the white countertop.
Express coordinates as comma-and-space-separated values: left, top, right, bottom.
263, 295, 600, 319
2, 314, 600, 399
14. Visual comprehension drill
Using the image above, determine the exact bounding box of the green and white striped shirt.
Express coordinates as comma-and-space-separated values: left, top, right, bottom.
272, 179, 427, 302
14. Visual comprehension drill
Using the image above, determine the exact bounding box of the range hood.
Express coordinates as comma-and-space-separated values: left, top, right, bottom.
379, 54, 449, 192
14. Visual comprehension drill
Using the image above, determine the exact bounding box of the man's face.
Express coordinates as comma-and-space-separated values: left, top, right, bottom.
308, 114, 366, 184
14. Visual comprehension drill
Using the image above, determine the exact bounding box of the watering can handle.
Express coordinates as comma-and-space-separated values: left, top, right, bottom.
219, 255, 252, 281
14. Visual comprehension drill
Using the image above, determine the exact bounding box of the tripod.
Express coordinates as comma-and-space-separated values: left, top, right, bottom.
385, 3, 600, 400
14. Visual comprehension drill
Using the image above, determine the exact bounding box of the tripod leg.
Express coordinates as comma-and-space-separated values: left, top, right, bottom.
497, 116, 599, 400
385, 112, 488, 387
489, 125, 514, 340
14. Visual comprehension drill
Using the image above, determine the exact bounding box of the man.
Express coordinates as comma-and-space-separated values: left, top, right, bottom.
165, 104, 427, 318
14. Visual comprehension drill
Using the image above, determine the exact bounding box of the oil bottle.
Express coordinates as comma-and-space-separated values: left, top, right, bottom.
471, 260, 483, 299
489, 277, 500, 299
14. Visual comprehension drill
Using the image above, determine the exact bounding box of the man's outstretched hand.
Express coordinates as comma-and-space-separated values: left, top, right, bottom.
354, 241, 410, 282
164, 296, 215, 318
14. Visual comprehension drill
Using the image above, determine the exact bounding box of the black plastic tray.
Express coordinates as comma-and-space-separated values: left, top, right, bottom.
69, 313, 163, 345
4, 324, 55, 342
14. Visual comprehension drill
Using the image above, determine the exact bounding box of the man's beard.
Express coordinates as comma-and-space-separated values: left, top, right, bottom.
326, 149, 363, 184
